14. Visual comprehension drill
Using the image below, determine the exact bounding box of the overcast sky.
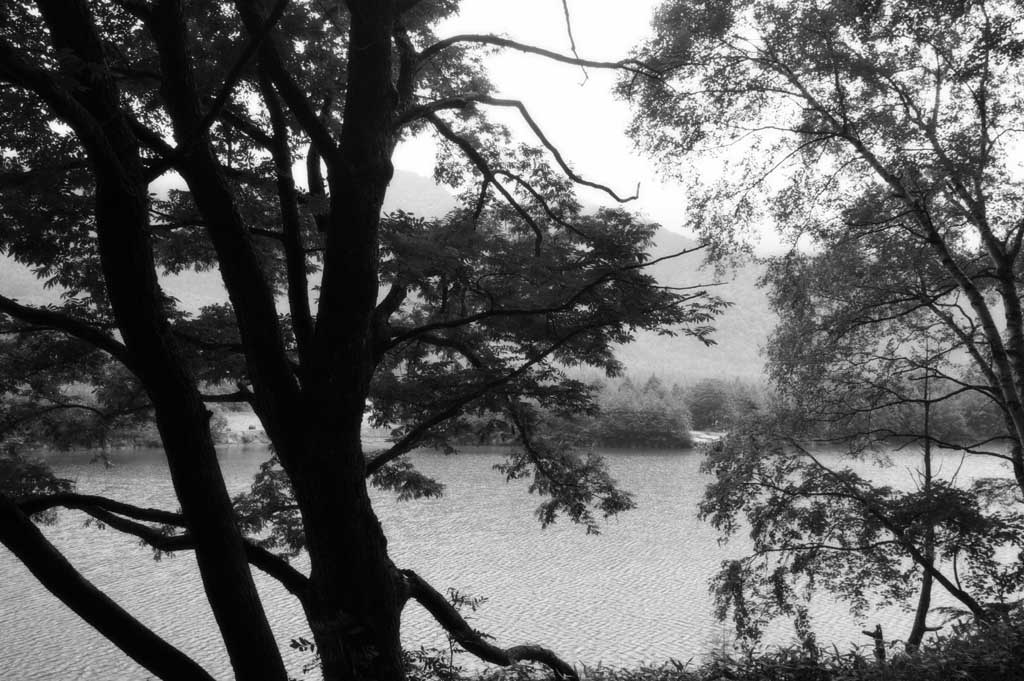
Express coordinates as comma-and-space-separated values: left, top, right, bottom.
391, 0, 697, 235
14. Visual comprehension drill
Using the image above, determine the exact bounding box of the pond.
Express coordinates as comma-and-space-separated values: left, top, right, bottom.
0, 445, 1011, 680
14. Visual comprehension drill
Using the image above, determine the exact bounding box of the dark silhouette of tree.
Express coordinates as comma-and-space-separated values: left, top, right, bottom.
0, 2, 722, 680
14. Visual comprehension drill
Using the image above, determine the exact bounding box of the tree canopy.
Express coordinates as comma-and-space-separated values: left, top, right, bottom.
624, 0, 1024, 484
625, 0, 1024, 644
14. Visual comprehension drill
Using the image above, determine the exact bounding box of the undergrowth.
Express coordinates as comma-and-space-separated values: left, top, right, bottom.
425, 615, 1024, 681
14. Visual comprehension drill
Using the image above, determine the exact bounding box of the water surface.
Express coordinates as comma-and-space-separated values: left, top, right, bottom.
0, 445, 1010, 679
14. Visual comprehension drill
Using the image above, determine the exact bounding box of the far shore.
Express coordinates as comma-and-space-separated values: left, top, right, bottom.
219, 409, 726, 450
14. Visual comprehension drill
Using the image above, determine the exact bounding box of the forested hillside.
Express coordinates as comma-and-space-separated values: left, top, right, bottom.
615, 230, 771, 382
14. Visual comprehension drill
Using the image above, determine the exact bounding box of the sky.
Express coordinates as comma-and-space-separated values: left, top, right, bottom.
391, 0, 696, 235
3, 0, 707, 309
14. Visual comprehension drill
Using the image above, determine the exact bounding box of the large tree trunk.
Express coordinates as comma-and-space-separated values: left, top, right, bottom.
90, 112, 289, 681
290, 3, 405, 678
296, 426, 405, 681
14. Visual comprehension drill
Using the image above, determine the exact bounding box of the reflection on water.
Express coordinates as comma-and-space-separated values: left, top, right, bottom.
0, 445, 1012, 679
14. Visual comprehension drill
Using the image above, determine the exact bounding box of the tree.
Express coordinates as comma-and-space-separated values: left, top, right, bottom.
697, 167, 1024, 649
700, 336, 1024, 647
588, 376, 694, 448
0, 2, 722, 681
625, 0, 1024, 494
625, 0, 1024, 642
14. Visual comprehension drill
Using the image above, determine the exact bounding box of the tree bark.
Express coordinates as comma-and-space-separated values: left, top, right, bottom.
286, 3, 407, 679
293, 427, 405, 681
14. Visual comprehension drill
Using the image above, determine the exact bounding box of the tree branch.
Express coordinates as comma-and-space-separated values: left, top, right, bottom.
19, 493, 185, 526
792, 443, 990, 619
419, 34, 658, 79
367, 326, 599, 475
81, 506, 309, 601
401, 94, 637, 203
559, 0, 587, 82
0, 494, 217, 681
259, 68, 314, 368
0, 296, 132, 366
191, 0, 291, 146
385, 246, 703, 348
17, 493, 309, 599
425, 112, 544, 253
233, 0, 340, 162
401, 568, 578, 679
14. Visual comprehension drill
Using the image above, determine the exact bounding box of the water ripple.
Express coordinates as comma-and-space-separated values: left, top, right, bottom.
0, 445, 1009, 679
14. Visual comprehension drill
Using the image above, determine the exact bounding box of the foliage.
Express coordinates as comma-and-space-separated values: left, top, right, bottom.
626, 0, 1024, 647
441, 374, 764, 452
0, 441, 73, 524
683, 378, 760, 432
0, 2, 728, 677
589, 376, 693, 448
379, 614, 1024, 681
625, 0, 1024, 491
0, 334, 156, 449
699, 407, 1024, 641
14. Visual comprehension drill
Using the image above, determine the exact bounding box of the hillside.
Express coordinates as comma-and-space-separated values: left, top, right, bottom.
617, 230, 772, 383
0, 171, 773, 382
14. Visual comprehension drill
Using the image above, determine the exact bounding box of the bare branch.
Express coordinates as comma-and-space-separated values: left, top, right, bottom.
425, 112, 544, 253
18, 493, 185, 526
402, 95, 637, 203
0, 296, 132, 367
0, 494, 217, 681
80, 507, 309, 600
17, 493, 309, 599
419, 34, 658, 79
259, 68, 314, 367
401, 568, 578, 679
559, 0, 588, 83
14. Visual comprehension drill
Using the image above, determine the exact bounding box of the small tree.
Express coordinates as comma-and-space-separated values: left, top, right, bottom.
699, 262, 1024, 642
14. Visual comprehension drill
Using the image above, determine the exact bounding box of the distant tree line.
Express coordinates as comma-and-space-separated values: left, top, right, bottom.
451, 375, 763, 450
10, 370, 770, 452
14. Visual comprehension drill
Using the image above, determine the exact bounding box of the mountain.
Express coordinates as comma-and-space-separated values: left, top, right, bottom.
382, 169, 457, 216
0, 171, 773, 382
614, 229, 772, 383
